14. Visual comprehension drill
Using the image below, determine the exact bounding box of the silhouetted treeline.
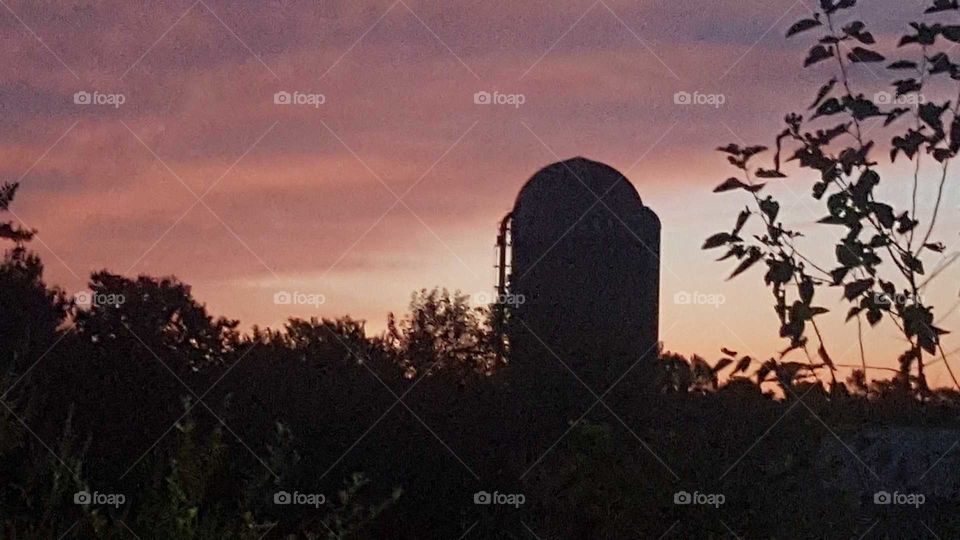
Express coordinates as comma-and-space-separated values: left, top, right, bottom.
4, 182, 960, 538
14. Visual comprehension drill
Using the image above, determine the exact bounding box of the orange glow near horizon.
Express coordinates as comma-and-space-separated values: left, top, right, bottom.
4, 0, 959, 386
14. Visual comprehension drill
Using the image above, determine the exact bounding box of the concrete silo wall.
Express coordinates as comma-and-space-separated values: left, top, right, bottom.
508, 157, 660, 393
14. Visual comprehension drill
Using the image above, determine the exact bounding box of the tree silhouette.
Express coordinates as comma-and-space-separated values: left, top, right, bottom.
384, 288, 499, 378
708, 0, 960, 397
74, 272, 239, 369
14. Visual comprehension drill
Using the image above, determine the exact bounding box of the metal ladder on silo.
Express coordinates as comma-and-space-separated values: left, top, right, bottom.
493, 212, 512, 362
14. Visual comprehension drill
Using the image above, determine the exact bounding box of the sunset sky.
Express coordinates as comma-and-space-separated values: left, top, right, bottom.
4, 0, 959, 383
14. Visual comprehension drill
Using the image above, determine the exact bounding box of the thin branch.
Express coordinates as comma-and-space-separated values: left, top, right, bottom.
857, 313, 867, 374
938, 343, 960, 393
908, 45, 928, 251
834, 362, 901, 374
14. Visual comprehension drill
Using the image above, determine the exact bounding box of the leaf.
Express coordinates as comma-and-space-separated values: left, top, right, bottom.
893, 78, 922, 97
764, 259, 793, 286
924, 242, 946, 253
870, 202, 896, 229
888, 60, 918, 70
896, 212, 920, 234
928, 52, 954, 74
714, 358, 734, 372
919, 101, 950, 133
900, 23, 939, 47
869, 234, 890, 248
838, 142, 874, 175
899, 35, 919, 47
733, 209, 751, 236
830, 267, 850, 285
729, 248, 763, 280
715, 177, 764, 193
756, 359, 775, 382
735, 356, 753, 374
741, 145, 769, 159
0, 222, 34, 242
809, 78, 837, 110
721, 347, 738, 357
926, 0, 960, 13
884, 107, 911, 127
759, 197, 780, 222
812, 97, 844, 119
845, 95, 882, 121
756, 168, 787, 178
777, 362, 808, 382
943, 25, 960, 43
799, 277, 815, 304
843, 21, 875, 44
0, 182, 19, 211
879, 280, 896, 297
787, 17, 822, 37
848, 47, 885, 63
717, 244, 747, 261
813, 181, 828, 199
933, 148, 953, 163
716, 144, 742, 155
891, 129, 926, 162
805, 45, 834, 67
818, 344, 835, 368
902, 253, 925, 275
703, 232, 734, 250
951, 117, 960, 152
844, 279, 875, 300
714, 178, 747, 192
818, 215, 847, 225
836, 241, 861, 268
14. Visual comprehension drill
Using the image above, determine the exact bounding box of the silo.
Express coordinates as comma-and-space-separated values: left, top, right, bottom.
506, 157, 660, 393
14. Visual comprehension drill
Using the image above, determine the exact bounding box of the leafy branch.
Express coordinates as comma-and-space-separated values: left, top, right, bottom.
707, 0, 960, 397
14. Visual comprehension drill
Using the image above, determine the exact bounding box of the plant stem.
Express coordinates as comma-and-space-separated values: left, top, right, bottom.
908, 45, 928, 251
938, 343, 960, 393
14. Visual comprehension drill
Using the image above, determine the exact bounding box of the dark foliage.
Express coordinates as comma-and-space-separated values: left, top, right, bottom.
2, 167, 960, 539
4, 3, 960, 535
708, 0, 960, 397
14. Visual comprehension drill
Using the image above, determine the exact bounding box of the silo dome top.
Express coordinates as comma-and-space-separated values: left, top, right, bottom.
513, 157, 647, 219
